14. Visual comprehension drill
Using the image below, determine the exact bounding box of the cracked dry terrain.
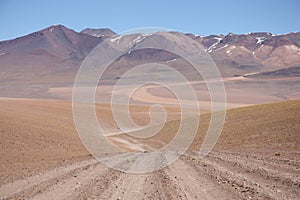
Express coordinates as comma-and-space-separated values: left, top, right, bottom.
0, 98, 299, 199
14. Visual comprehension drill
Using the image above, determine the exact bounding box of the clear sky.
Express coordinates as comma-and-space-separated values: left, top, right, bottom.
1, 0, 299, 41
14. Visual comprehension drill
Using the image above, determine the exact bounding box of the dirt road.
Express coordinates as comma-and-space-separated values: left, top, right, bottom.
1, 150, 299, 200
1, 99, 299, 199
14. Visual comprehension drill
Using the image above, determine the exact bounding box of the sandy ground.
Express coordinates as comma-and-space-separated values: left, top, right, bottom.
0, 98, 300, 199
1, 151, 299, 200
49, 76, 300, 111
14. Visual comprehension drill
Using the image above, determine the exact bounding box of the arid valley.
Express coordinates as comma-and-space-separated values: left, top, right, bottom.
1, 8, 300, 199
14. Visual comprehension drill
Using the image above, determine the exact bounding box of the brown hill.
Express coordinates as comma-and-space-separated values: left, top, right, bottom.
0, 25, 103, 97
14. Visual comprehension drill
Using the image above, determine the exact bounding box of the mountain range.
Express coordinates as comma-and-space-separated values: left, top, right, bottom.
0, 25, 299, 99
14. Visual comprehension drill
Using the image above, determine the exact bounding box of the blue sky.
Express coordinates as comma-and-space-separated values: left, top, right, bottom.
0, 0, 299, 41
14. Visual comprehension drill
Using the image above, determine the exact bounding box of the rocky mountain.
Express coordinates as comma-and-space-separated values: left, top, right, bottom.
0, 25, 106, 97
0, 24, 299, 98
0, 25, 103, 84
194, 32, 300, 72
0, 25, 103, 63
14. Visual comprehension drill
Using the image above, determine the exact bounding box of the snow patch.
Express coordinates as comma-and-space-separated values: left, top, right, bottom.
215, 44, 228, 51
206, 37, 223, 52
195, 35, 204, 38
142, 33, 152, 37
127, 35, 147, 47
110, 35, 122, 43
49, 28, 54, 32
92, 33, 105, 37
214, 37, 223, 42
132, 35, 144, 44
226, 50, 232, 55
256, 37, 266, 44
0, 52, 6, 56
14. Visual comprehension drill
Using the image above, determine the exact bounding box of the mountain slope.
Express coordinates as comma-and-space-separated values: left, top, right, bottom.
0, 25, 103, 97
0, 25, 300, 100
194, 32, 300, 71
80, 28, 116, 38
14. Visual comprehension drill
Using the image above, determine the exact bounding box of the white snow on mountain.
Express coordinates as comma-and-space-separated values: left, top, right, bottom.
215, 44, 229, 51
256, 37, 266, 44
110, 35, 122, 43
207, 37, 223, 52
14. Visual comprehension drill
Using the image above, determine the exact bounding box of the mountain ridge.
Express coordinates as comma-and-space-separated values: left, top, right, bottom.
0, 24, 299, 99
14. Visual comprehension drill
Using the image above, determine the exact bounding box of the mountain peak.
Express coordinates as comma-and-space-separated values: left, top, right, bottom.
26, 24, 71, 38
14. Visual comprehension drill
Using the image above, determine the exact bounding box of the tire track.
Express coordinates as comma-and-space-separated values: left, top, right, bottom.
27, 154, 137, 200
166, 158, 239, 200
209, 152, 300, 188
184, 155, 272, 199
214, 151, 300, 172
154, 169, 188, 199
93, 151, 186, 199
1, 155, 133, 200
2, 151, 299, 199
79, 171, 127, 199
184, 153, 299, 200
0, 159, 97, 199
30, 163, 108, 200
73, 168, 123, 199
103, 173, 153, 200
